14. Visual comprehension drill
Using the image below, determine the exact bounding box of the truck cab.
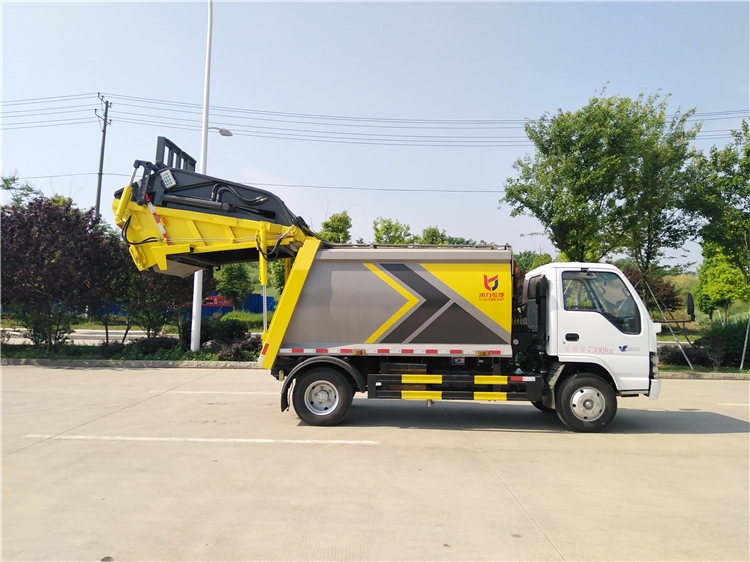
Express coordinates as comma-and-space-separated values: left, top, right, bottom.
521, 263, 661, 429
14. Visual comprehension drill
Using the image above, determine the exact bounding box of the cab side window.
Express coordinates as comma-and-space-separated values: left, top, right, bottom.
562, 271, 641, 334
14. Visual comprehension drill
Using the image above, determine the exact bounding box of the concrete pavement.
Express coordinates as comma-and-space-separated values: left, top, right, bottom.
3, 366, 749, 561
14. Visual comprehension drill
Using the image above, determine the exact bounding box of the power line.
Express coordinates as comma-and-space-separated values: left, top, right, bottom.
0, 93, 97, 106
16, 172, 504, 193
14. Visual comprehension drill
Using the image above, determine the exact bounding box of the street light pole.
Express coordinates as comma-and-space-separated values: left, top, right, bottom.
191, 0, 214, 352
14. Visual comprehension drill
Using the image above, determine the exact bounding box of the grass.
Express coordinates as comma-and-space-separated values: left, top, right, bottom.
0, 344, 105, 360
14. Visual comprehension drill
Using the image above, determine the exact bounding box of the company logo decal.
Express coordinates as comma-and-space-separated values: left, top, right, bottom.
619, 345, 627, 352
483, 274, 499, 291
618, 345, 641, 352
480, 274, 504, 301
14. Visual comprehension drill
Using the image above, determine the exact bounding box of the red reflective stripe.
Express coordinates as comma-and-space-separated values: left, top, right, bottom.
450, 349, 463, 354
402, 349, 414, 354
488, 350, 502, 355
261, 344, 269, 355
425, 349, 438, 354
510, 376, 524, 382
315, 348, 328, 353
291, 348, 304, 353
339, 348, 352, 354
377, 348, 390, 354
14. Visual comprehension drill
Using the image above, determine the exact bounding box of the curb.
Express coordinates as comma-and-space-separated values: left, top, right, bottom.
1, 358, 748, 379
656, 371, 749, 381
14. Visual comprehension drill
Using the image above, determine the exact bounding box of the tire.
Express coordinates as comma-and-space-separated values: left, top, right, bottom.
291, 368, 353, 426
555, 374, 617, 432
531, 401, 555, 414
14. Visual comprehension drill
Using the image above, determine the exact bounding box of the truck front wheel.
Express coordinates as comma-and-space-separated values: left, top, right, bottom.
555, 374, 617, 432
292, 368, 353, 426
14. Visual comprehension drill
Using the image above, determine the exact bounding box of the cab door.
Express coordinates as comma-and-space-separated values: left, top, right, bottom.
555, 269, 650, 392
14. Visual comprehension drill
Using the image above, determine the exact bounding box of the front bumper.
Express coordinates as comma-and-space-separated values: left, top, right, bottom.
648, 378, 662, 400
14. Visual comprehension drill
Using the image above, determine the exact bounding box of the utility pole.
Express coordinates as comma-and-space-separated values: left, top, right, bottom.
191, 0, 213, 352
95, 93, 112, 217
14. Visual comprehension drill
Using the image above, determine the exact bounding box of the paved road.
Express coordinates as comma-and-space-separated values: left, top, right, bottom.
3, 366, 748, 561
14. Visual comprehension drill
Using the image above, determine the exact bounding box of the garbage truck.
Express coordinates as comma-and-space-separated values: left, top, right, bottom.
112, 137, 662, 432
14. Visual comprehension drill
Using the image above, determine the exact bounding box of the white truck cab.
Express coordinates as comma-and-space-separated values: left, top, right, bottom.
523, 263, 662, 423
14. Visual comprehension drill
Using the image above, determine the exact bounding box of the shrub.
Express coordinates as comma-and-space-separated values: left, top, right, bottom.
134, 336, 181, 356
100, 341, 126, 358
704, 319, 749, 368
658, 318, 749, 369
12, 306, 76, 350
211, 318, 249, 344
658, 344, 715, 368
218, 336, 262, 361
221, 310, 272, 331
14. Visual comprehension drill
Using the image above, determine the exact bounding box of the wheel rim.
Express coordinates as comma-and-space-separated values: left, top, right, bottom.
569, 386, 606, 422
303, 380, 339, 416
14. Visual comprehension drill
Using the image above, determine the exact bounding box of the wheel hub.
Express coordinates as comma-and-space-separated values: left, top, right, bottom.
569, 387, 605, 422
304, 380, 339, 416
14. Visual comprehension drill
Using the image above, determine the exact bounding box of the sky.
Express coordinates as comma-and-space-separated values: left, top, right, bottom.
2, 1, 748, 268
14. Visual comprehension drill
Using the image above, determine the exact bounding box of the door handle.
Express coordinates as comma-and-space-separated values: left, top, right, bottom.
565, 333, 579, 342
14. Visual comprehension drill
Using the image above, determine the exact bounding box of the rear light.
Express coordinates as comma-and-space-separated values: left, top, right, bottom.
649, 351, 658, 378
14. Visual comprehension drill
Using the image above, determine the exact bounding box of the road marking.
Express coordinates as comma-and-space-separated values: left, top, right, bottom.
718, 403, 750, 406
24, 434, 379, 446
149, 391, 278, 395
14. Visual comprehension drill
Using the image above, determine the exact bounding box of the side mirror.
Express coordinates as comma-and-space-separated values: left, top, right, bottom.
685, 292, 695, 322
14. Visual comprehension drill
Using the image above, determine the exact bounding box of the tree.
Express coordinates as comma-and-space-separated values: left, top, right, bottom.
419, 226, 447, 244
216, 263, 256, 306
692, 120, 750, 284
530, 253, 553, 270
501, 91, 700, 263
1, 197, 107, 353
514, 250, 538, 272
270, 260, 288, 293
319, 211, 352, 243
620, 106, 700, 276
125, 270, 201, 339
695, 250, 750, 325
418, 227, 481, 245
81, 230, 138, 343
618, 262, 682, 315
373, 217, 415, 244
1, 174, 42, 207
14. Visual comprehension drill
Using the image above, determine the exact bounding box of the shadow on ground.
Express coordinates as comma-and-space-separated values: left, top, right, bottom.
329, 400, 749, 435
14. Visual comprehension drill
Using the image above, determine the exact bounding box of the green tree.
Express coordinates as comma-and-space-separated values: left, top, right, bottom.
530, 253, 553, 270
1, 174, 42, 207
373, 217, 415, 244
269, 260, 288, 293
125, 270, 209, 339
419, 226, 447, 244
319, 211, 352, 243
513, 250, 538, 272
501, 91, 700, 263
445, 236, 481, 245
419, 227, 480, 245
216, 263, 256, 306
695, 250, 750, 325
692, 120, 750, 284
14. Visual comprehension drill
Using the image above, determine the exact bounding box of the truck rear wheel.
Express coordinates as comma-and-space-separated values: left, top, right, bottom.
292, 368, 353, 426
555, 374, 617, 432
